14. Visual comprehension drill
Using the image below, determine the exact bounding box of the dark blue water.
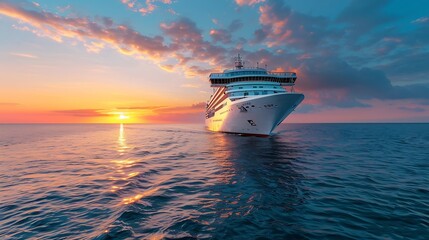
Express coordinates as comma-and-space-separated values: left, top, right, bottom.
0, 124, 428, 239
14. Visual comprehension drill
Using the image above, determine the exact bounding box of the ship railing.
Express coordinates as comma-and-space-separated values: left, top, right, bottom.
268, 72, 296, 76
210, 71, 296, 78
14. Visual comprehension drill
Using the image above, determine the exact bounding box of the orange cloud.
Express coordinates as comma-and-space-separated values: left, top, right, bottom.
236, 0, 265, 6
0, 1, 170, 61
0, 102, 20, 107
52, 109, 109, 117
0, 2, 228, 78
116, 106, 166, 110
0, 110, 104, 123
142, 102, 206, 123
152, 102, 205, 114
121, 0, 172, 15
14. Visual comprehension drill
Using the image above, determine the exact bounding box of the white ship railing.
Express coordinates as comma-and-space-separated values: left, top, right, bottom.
210, 71, 296, 78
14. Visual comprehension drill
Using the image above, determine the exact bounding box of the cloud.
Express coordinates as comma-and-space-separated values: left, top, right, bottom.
181, 83, 200, 88
398, 106, 425, 113
235, 0, 265, 6
152, 102, 205, 114
83, 41, 105, 53
208, 19, 243, 45
404, 19, 429, 47
53, 109, 109, 117
379, 52, 429, 77
254, 0, 340, 49
210, 29, 232, 44
115, 103, 207, 123
143, 102, 206, 123
297, 56, 429, 108
143, 112, 204, 123
336, 0, 398, 51
0, 1, 231, 77
0, 102, 20, 106
121, 0, 172, 15
2, 0, 429, 115
0, 2, 226, 77
337, 0, 395, 34
228, 19, 243, 32
160, 17, 229, 72
9, 52, 38, 58
412, 17, 429, 24
0, 1, 171, 59
45, 103, 207, 123
115, 106, 166, 110
167, 8, 178, 15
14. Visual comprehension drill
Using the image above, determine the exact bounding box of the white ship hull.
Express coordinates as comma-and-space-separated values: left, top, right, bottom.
205, 93, 304, 136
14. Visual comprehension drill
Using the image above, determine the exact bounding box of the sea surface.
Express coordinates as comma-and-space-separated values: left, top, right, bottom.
0, 123, 428, 239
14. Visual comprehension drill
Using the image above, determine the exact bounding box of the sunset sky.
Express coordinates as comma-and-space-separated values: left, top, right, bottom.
0, 0, 428, 123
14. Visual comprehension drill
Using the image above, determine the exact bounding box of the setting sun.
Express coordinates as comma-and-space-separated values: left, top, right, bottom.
119, 114, 129, 120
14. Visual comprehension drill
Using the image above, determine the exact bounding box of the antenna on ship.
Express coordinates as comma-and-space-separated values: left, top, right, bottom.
234, 54, 244, 69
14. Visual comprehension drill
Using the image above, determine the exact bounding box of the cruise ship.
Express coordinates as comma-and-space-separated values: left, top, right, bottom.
205, 55, 304, 136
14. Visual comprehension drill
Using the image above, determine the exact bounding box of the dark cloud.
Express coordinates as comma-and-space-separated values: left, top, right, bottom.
160, 17, 229, 69
398, 106, 426, 113
252, 28, 266, 43
299, 56, 429, 107
228, 19, 243, 32
405, 21, 429, 47
337, 0, 395, 35
253, 0, 341, 51
380, 52, 429, 77
210, 29, 232, 44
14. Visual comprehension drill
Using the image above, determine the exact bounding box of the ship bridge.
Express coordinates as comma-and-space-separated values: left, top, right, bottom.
209, 54, 297, 87
209, 69, 297, 87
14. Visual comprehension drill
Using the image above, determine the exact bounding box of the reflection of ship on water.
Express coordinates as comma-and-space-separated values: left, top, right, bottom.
205, 132, 309, 237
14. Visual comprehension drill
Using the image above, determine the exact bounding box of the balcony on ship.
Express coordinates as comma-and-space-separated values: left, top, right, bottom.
224, 81, 289, 101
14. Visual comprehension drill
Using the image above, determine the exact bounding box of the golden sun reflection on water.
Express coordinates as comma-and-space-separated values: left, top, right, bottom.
147, 233, 166, 240
117, 123, 128, 153
127, 172, 139, 178
110, 159, 136, 169
122, 187, 160, 205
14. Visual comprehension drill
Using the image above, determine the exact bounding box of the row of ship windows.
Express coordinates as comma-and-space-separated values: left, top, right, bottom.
210, 77, 295, 84
243, 104, 277, 108
229, 91, 279, 96
228, 71, 266, 76
228, 86, 279, 90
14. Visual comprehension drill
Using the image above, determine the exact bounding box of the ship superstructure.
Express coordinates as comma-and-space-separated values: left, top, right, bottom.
205, 55, 304, 136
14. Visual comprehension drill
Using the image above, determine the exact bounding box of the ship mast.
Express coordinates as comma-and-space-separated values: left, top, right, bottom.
234, 54, 244, 69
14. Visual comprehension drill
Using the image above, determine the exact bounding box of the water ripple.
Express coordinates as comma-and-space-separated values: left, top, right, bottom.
0, 123, 428, 239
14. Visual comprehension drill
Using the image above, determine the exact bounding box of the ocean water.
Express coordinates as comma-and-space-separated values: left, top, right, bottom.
0, 123, 428, 240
